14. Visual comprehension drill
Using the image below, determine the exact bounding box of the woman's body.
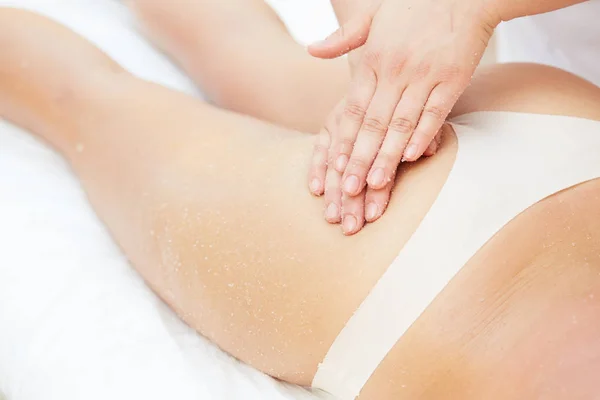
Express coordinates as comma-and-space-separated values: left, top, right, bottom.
2, 3, 600, 399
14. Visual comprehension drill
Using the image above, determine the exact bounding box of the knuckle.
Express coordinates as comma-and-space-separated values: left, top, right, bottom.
362, 49, 384, 68
422, 105, 446, 121
436, 63, 465, 82
375, 151, 401, 170
385, 53, 410, 79
347, 156, 372, 172
388, 116, 414, 135
337, 137, 356, 154
341, 201, 360, 216
361, 116, 388, 136
343, 101, 367, 121
366, 189, 388, 205
413, 61, 432, 81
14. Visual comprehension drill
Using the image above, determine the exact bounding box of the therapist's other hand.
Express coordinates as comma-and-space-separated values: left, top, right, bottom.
308, 0, 498, 197
309, 99, 369, 235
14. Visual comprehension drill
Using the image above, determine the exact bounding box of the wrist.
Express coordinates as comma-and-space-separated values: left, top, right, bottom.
485, 0, 585, 23
453, 0, 499, 31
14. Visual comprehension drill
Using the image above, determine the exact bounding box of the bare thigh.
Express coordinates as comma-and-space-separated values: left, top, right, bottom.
128, 0, 350, 133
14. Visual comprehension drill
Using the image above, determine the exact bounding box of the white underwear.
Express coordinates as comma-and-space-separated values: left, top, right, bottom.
312, 111, 600, 399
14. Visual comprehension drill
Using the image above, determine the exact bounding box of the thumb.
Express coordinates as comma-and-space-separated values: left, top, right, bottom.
308, 14, 372, 59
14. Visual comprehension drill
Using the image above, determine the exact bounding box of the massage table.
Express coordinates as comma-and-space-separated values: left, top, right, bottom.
0, 1, 338, 399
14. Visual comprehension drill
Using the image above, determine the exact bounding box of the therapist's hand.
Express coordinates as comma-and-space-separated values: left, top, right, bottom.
309, 97, 441, 235
310, 98, 404, 235
308, 0, 499, 197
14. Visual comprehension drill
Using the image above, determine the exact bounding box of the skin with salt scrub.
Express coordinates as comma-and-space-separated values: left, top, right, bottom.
2, 1, 600, 399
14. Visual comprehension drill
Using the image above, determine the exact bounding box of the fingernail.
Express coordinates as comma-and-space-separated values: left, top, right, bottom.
325, 203, 339, 220
343, 215, 357, 234
343, 175, 359, 194
368, 168, 385, 187
404, 143, 418, 160
335, 155, 348, 172
310, 178, 321, 194
366, 203, 379, 221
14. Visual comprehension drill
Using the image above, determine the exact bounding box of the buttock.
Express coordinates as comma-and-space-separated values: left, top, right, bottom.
313, 112, 600, 399
358, 177, 600, 399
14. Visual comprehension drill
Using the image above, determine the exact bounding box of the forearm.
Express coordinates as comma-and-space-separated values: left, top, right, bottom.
331, 0, 587, 26
490, 0, 587, 22
0, 8, 125, 155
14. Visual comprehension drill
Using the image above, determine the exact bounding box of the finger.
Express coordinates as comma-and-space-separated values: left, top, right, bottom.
331, 67, 377, 174
364, 174, 395, 223
309, 103, 342, 195
341, 191, 366, 236
323, 154, 343, 224
308, 14, 373, 59
403, 83, 457, 162
342, 87, 400, 196
308, 127, 331, 195
366, 83, 432, 189
422, 139, 436, 157
422, 127, 442, 157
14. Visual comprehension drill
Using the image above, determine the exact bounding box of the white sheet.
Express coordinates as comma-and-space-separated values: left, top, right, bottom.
495, 1, 600, 87
0, 1, 338, 399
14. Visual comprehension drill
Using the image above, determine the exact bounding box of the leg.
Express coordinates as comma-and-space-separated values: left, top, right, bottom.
0, 8, 379, 385
127, 0, 350, 133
